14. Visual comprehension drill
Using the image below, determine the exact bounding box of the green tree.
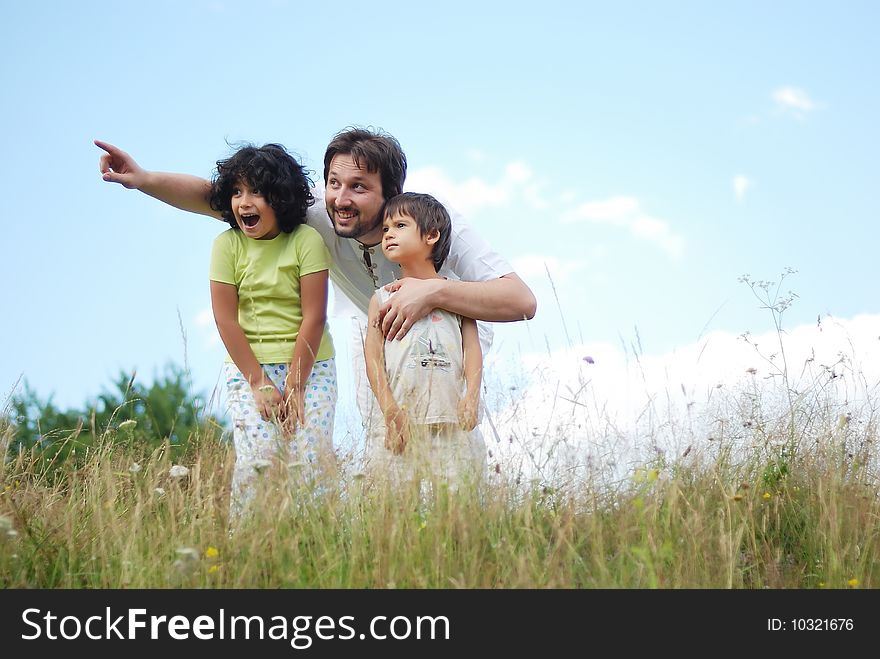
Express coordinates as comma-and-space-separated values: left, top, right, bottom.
4, 363, 225, 468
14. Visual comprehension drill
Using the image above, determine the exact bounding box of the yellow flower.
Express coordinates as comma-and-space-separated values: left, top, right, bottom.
818, 582, 825, 588
208, 564, 221, 574
847, 578, 859, 588
205, 546, 219, 559
762, 492, 771, 500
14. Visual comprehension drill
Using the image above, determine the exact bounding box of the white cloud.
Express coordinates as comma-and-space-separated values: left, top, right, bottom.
733, 175, 751, 202
773, 86, 816, 112
405, 160, 548, 213
194, 308, 214, 328
485, 313, 880, 484
193, 307, 221, 347
505, 161, 532, 183
562, 196, 685, 260
405, 163, 682, 260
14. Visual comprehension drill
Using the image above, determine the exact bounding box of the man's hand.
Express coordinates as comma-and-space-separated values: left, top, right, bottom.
379, 278, 443, 341
95, 140, 147, 189
384, 406, 410, 455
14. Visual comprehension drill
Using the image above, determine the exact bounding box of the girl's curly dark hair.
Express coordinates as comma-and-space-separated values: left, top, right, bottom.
209, 143, 314, 232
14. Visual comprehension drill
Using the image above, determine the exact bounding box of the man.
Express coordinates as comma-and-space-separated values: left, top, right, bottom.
96, 126, 536, 474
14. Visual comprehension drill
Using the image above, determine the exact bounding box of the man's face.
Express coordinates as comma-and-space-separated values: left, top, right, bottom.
325, 154, 385, 244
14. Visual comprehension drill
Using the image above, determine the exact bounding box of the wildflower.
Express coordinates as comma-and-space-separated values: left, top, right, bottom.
419, 519, 427, 530
208, 564, 221, 574
583, 356, 595, 364
252, 459, 272, 473
118, 419, 137, 431
154, 487, 166, 497
169, 465, 190, 479
173, 549, 199, 574
129, 463, 142, 474
762, 492, 771, 500
175, 547, 200, 562
818, 582, 825, 588
847, 578, 859, 588
205, 547, 219, 559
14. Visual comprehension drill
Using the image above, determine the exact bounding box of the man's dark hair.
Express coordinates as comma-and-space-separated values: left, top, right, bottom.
323, 127, 407, 201
209, 143, 314, 232
381, 192, 452, 270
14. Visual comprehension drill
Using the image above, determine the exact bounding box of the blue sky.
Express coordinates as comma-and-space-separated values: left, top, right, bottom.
2, 1, 878, 453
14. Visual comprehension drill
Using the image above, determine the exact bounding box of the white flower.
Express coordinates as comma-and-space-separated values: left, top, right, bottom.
118, 419, 137, 431
129, 463, 142, 474
169, 465, 190, 479
154, 487, 166, 497
173, 547, 200, 574
175, 547, 199, 562
252, 459, 273, 473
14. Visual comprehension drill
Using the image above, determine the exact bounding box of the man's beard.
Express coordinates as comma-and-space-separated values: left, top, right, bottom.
329, 206, 382, 240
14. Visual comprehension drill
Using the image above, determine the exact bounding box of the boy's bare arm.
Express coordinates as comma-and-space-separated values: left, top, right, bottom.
380, 273, 536, 341
96, 140, 221, 219
365, 295, 408, 453
210, 281, 281, 419
458, 316, 482, 431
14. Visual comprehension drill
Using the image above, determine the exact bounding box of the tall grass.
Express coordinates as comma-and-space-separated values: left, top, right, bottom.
1, 404, 878, 588
2, 270, 878, 588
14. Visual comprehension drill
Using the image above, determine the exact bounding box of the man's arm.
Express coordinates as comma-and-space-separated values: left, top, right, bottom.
95, 140, 221, 218
380, 273, 536, 341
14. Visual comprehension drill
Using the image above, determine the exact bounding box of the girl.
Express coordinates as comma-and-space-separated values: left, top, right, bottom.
208, 144, 335, 518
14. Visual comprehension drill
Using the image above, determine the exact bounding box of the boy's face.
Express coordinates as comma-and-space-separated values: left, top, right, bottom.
382, 212, 436, 264
325, 154, 385, 244
231, 180, 280, 240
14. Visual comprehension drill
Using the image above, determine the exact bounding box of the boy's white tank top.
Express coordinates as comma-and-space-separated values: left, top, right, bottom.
375, 286, 464, 425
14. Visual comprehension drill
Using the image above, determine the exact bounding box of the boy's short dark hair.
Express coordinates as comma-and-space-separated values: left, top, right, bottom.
209, 143, 314, 233
381, 192, 452, 270
324, 127, 407, 201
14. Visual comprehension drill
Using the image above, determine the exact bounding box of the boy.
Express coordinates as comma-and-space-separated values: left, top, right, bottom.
364, 193, 482, 491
